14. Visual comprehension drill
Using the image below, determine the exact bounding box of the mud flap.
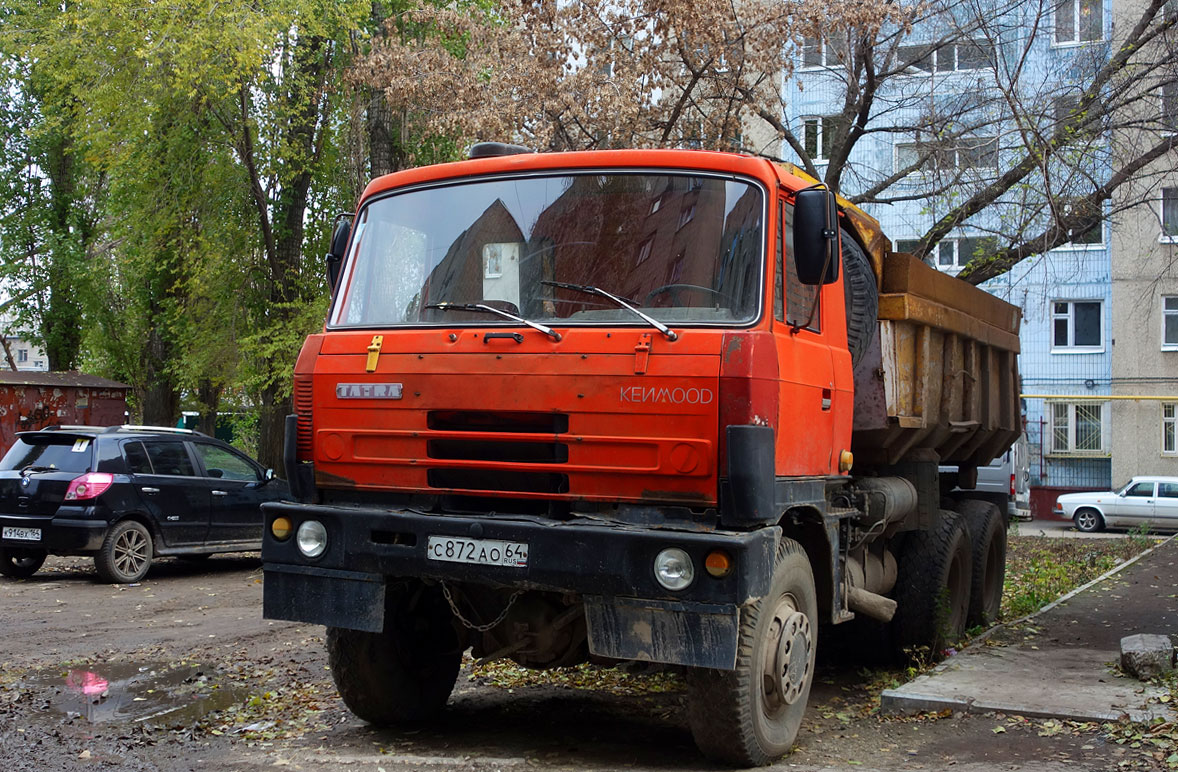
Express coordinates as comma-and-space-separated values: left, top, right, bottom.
264, 563, 386, 632
584, 596, 739, 670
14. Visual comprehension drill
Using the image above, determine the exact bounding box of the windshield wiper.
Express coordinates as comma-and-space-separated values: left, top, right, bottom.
541, 281, 677, 341
20, 465, 54, 474
424, 302, 562, 341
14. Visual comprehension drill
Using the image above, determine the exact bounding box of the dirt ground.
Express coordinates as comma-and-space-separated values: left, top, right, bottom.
0, 554, 1165, 772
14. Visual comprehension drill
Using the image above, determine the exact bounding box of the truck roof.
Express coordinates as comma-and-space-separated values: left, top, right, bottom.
361, 148, 813, 203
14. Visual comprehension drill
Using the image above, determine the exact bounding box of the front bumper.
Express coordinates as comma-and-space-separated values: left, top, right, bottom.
261, 501, 778, 667
0, 511, 108, 553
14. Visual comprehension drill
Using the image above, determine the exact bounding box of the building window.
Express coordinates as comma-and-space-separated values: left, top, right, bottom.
1163, 82, 1178, 132
636, 237, 653, 265
802, 116, 840, 162
1050, 401, 1106, 454
897, 39, 995, 74
1051, 300, 1102, 351
895, 137, 998, 174
16, 349, 27, 363
677, 205, 695, 230
1056, 199, 1103, 247
895, 236, 997, 271
1065, 222, 1103, 246
1162, 188, 1178, 240
1164, 403, 1178, 454
801, 36, 847, 68
667, 251, 686, 283
1164, 297, 1178, 349
1055, 0, 1102, 45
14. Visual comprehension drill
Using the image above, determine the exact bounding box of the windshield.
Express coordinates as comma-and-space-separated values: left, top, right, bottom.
330, 172, 765, 329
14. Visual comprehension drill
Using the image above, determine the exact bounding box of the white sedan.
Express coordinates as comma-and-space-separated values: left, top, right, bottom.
1054, 476, 1178, 533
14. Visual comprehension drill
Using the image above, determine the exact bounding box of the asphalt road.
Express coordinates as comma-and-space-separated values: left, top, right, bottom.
0, 551, 1165, 772
1016, 517, 1166, 539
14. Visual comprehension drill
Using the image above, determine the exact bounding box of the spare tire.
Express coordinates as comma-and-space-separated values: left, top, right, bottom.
842, 230, 878, 368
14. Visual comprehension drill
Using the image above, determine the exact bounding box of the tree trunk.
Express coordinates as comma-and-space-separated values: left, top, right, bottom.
42, 128, 87, 371
196, 379, 221, 437
257, 386, 290, 473
138, 325, 179, 426
248, 33, 331, 472
140, 381, 180, 427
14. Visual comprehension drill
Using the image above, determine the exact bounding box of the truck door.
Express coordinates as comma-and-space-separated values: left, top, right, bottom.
773, 198, 836, 475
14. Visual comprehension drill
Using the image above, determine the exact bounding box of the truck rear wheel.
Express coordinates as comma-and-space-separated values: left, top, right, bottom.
953, 499, 1006, 627
891, 511, 972, 653
686, 537, 817, 766
327, 581, 462, 725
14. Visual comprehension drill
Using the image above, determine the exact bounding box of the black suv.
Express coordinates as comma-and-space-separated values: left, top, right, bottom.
0, 426, 289, 583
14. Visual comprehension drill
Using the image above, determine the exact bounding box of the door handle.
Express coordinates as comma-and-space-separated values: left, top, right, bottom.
141, 487, 160, 494
212, 490, 228, 497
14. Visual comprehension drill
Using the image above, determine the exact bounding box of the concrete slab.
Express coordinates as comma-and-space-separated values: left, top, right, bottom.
880, 646, 1170, 722
881, 534, 1178, 724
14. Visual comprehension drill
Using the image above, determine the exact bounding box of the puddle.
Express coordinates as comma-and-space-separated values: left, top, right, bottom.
21, 661, 247, 725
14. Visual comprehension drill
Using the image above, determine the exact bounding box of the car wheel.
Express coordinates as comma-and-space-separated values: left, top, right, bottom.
1073, 508, 1104, 533
95, 520, 154, 583
0, 546, 47, 579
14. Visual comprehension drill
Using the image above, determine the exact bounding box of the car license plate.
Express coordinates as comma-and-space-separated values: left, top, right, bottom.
426, 536, 528, 568
2, 526, 41, 542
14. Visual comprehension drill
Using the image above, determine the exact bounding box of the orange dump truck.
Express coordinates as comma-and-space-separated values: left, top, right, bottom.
261, 145, 1020, 765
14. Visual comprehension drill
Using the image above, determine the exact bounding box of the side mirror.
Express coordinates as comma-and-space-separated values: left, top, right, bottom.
793, 188, 840, 286
265, 468, 276, 481
326, 217, 352, 291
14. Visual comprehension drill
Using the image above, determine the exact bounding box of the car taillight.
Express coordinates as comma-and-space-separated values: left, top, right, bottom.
64, 473, 114, 501
1010, 473, 1016, 496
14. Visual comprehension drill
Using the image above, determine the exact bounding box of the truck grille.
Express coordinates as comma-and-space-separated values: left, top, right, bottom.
427, 469, 570, 493
294, 376, 313, 457
423, 410, 571, 494
427, 410, 569, 434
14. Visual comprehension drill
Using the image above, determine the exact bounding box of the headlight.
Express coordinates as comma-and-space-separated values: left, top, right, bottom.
654, 547, 694, 591
296, 520, 328, 558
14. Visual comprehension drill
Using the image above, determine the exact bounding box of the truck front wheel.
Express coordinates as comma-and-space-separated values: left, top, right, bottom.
686, 537, 817, 766
327, 581, 462, 725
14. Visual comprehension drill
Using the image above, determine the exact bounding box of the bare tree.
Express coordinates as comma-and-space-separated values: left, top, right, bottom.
353, 0, 1178, 286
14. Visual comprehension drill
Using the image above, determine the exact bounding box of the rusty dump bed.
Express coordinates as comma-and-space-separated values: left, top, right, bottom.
848, 227, 1021, 469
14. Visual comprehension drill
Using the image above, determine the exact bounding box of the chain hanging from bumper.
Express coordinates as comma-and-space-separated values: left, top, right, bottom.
441, 581, 524, 632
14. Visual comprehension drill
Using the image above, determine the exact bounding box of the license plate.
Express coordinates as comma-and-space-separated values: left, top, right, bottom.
2, 526, 41, 542
426, 536, 528, 568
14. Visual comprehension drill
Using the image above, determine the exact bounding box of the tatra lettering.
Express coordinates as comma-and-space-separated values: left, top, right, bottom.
336, 382, 403, 400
